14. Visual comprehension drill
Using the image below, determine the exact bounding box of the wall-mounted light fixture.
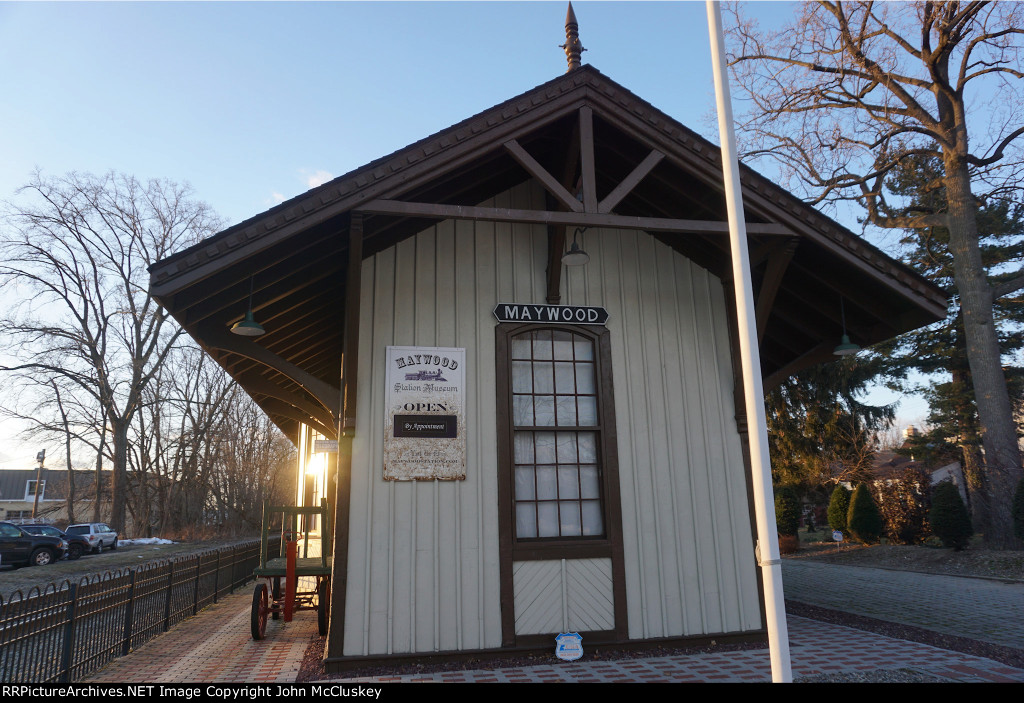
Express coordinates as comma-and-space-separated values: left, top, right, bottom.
562, 227, 590, 267
230, 276, 265, 337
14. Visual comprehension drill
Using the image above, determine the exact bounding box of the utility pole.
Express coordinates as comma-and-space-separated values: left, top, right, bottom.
32, 449, 46, 519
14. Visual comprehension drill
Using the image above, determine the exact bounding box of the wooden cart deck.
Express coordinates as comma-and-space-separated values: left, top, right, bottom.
255, 556, 333, 578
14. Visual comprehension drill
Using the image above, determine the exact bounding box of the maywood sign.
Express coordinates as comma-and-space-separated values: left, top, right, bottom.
493, 303, 609, 325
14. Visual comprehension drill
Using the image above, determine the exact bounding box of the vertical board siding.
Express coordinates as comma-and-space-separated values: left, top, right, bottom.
343, 183, 546, 655
564, 228, 761, 640
344, 183, 760, 656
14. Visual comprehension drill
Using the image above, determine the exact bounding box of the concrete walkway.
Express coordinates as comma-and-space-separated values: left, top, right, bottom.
84, 561, 1024, 683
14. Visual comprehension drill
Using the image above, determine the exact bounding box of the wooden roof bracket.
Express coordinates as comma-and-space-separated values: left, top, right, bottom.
236, 372, 338, 439
197, 321, 340, 419
763, 341, 836, 390
755, 238, 799, 343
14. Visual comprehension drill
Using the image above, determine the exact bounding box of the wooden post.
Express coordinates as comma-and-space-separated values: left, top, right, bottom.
327, 214, 363, 659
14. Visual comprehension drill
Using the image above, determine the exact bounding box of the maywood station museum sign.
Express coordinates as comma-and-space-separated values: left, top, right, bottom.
384, 346, 467, 481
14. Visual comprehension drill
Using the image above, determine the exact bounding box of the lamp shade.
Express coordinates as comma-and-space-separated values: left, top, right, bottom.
231, 309, 265, 337
833, 334, 859, 356
561, 240, 590, 266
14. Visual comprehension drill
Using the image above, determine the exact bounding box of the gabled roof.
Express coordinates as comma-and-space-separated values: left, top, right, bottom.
149, 65, 946, 443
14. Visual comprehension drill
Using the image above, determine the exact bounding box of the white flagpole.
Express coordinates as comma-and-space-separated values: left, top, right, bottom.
706, 0, 792, 683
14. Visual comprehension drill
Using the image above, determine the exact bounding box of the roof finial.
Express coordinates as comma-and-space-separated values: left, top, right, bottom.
561, 2, 586, 72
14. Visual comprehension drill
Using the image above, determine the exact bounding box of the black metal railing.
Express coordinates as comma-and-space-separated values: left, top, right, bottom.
0, 537, 279, 683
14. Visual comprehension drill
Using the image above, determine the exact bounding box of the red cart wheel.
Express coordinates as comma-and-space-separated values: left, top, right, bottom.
251, 581, 269, 640
318, 579, 330, 636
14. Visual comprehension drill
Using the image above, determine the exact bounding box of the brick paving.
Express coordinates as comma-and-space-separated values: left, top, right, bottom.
84, 561, 1024, 683
85, 590, 318, 683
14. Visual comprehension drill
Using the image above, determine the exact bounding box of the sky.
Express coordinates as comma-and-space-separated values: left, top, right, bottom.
0, 1, 929, 469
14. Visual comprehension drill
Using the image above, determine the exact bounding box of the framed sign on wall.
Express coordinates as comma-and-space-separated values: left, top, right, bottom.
384, 346, 466, 480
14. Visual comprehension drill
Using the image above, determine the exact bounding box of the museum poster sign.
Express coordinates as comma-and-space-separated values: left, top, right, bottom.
384, 346, 466, 481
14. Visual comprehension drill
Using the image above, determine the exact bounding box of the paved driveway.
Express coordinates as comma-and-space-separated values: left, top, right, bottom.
782, 560, 1024, 650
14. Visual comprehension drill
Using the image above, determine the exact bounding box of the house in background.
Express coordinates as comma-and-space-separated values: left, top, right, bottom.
148, 11, 945, 669
0, 469, 102, 525
871, 449, 968, 505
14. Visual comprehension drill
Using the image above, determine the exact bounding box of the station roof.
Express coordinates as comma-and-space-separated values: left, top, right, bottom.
149, 65, 946, 443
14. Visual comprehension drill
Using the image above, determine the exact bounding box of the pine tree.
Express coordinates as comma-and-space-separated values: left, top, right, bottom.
767, 355, 894, 492
929, 481, 974, 551
774, 486, 801, 536
846, 484, 883, 545
827, 484, 851, 534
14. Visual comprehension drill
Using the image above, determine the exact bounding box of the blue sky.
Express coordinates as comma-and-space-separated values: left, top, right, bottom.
0, 1, 927, 468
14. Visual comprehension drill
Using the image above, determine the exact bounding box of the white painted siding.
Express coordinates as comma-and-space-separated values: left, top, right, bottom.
343, 182, 761, 656
563, 227, 762, 640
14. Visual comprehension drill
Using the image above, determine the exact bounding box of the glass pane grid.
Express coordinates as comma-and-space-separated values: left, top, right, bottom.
510, 329, 605, 540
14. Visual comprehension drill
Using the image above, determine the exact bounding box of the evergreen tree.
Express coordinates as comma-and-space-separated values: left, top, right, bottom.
767, 355, 894, 492
827, 484, 851, 534
929, 481, 974, 551
846, 484, 883, 545
774, 486, 801, 536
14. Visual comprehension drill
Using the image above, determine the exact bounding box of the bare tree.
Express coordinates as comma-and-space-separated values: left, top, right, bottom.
0, 171, 221, 533
727, 1, 1024, 546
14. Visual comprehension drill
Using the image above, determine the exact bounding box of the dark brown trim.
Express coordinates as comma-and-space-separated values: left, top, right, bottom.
196, 320, 339, 415
723, 280, 768, 634
504, 139, 583, 213
326, 215, 363, 661
545, 225, 566, 305
494, 322, 628, 646
755, 239, 798, 343
512, 542, 612, 561
598, 149, 664, 214
763, 341, 836, 390
579, 107, 598, 212
322, 628, 768, 673
341, 215, 363, 432
237, 372, 337, 438
597, 329, 629, 642
357, 199, 794, 236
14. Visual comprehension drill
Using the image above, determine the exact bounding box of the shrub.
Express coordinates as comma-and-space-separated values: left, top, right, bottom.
846, 484, 883, 544
827, 484, 851, 533
872, 466, 931, 544
774, 486, 801, 536
1013, 477, 1024, 541
929, 481, 973, 551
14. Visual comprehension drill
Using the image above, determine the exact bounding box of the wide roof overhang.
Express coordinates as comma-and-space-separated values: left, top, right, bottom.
149, 66, 946, 443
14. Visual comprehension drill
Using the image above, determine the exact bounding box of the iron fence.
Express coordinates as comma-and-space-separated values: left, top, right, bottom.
0, 537, 280, 683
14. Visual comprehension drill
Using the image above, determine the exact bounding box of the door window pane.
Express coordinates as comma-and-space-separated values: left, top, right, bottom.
509, 329, 606, 541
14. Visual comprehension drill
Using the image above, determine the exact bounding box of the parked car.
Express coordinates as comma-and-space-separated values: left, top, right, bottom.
65, 523, 119, 553
0, 521, 65, 567
21, 524, 90, 560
